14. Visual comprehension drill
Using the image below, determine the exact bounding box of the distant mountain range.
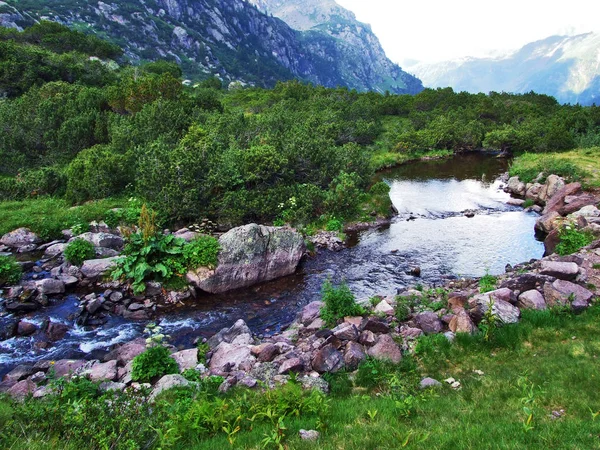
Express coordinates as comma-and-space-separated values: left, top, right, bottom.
408, 33, 600, 105
0, 0, 423, 94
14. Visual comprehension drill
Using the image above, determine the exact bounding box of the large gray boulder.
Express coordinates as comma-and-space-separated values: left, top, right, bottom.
187, 224, 305, 294
70, 232, 124, 250
367, 334, 402, 363
80, 257, 119, 279
1, 228, 41, 249
471, 293, 520, 325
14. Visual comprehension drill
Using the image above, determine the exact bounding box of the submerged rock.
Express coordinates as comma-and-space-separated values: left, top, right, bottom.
187, 224, 305, 294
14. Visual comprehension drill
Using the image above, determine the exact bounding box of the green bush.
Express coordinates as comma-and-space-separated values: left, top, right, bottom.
131, 346, 178, 383
320, 279, 365, 326
0, 255, 22, 286
182, 236, 220, 269
479, 272, 498, 293
556, 227, 594, 255
64, 238, 95, 266
325, 218, 343, 232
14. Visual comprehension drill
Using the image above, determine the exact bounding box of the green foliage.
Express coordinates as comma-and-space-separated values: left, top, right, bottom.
103, 198, 143, 228
479, 271, 498, 293
479, 298, 499, 342
182, 236, 220, 269
522, 199, 535, 208
63, 238, 95, 266
394, 295, 417, 322
325, 218, 343, 232
0, 255, 22, 286
131, 345, 179, 383
509, 153, 587, 183
322, 372, 353, 398
320, 279, 365, 326
197, 342, 211, 365
555, 226, 594, 256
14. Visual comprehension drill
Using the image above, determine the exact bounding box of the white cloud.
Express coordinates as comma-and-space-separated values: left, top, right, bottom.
336, 0, 600, 64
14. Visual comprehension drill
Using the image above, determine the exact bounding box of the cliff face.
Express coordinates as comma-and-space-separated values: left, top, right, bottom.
247, 0, 423, 94
409, 33, 600, 105
1, 0, 423, 94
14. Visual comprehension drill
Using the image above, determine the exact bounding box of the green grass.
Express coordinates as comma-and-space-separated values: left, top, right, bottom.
509, 147, 600, 187
2, 306, 600, 449
0, 197, 127, 240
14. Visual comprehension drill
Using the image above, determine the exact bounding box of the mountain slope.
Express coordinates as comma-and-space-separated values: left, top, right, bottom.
409, 33, 600, 105
0, 0, 422, 94
247, 0, 422, 94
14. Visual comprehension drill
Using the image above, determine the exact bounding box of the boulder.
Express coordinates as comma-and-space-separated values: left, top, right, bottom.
3, 364, 36, 382
559, 194, 597, 216
343, 341, 366, 370
0, 320, 18, 341
71, 232, 124, 250
401, 327, 424, 340
367, 335, 402, 363
361, 317, 390, 334
207, 319, 252, 349
544, 229, 561, 256
448, 310, 476, 334
0, 228, 41, 249
359, 330, 377, 346
539, 175, 565, 203
104, 338, 147, 365
257, 344, 280, 363
506, 177, 526, 196
332, 323, 359, 341
415, 311, 443, 334
420, 377, 442, 389
171, 349, 198, 371
52, 359, 87, 378
374, 299, 394, 315
187, 224, 305, 294
299, 301, 323, 325
45, 321, 69, 341
540, 261, 579, 280
525, 183, 543, 201
311, 344, 344, 373
44, 243, 68, 258
517, 290, 547, 310
35, 278, 65, 295
7, 379, 36, 400
278, 357, 304, 375
471, 294, 520, 325
569, 205, 600, 219
80, 257, 119, 279
543, 182, 582, 215
535, 211, 562, 234
500, 273, 554, 292
209, 343, 254, 373
16, 321, 37, 336
543, 280, 594, 309
85, 360, 118, 382
149, 374, 191, 401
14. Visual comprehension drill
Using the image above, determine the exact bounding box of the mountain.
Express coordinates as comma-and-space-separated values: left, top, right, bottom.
246, 0, 422, 94
408, 33, 600, 105
0, 0, 422, 94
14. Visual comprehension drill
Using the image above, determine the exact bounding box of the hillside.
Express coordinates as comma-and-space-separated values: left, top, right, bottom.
0, 0, 422, 94
409, 33, 600, 105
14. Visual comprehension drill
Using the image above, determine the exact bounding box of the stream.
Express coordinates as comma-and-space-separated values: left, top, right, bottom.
0, 153, 545, 376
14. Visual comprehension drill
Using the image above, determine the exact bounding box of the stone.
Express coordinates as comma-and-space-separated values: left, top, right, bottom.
507, 176, 526, 196
312, 344, 344, 373
419, 377, 442, 389
209, 343, 254, 373
361, 317, 390, 333
149, 374, 191, 401
306, 318, 326, 331
207, 319, 252, 349
44, 243, 68, 258
16, 321, 37, 336
540, 261, 579, 280
0, 228, 41, 249
507, 198, 525, 207
559, 194, 597, 216
52, 359, 87, 378
104, 338, 146, 365
35, 278, 65, 295
45, 321, 69, 341
173, 228, 200, 242
447, 292, 468, 312
500, 273, 555, 292
30, 371, 46, 384
299, 430, 320, 441
415, 311, 443, 334
99, 381, 126, 392
299, 374, 329, 393
484, 287, 518, 305
359, 330, 377, 346
332, 322, 359, 341
569, 205, 600, 219
187, 224, 305, 294
4, 301, 40, 313
539, 175, 565, 202
58, 274, 79, 287
85, 360, 118, 382
80, 257, 118, 279
86, 297, 104, 314
543, 280, 594, 309
367, 334, 402, 363
4, 364, 36, 382
71, 232, 124, 250
343, 341, 366, 370
544, 229, 561, 256
543, 182, 582, 215
448, 310, 476, 334
374, 299, 395, 315
278, 357, 304, 374
401, 327, 424, 340
472, 294, 520, 325
535, 211, 562, 234
257, 343, 280, 362
7, 379, 36, 400
517, 290, 547, 310
344, 316, 363, 327
525, 183, 543, 201
171, 349, 198, 371
0, 320, 18, 341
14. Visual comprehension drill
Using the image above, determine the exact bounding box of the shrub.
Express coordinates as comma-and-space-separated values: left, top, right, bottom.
479, 271, 498, 293
0, 255, 22, 286
325, 217, 343, 232
64, 238, 95, 266
131, 345, 178, 383
183, 236, 220, 269
556, 227, 594, 255
320, 279, 365, 325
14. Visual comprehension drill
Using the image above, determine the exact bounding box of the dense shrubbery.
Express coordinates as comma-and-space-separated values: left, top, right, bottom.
320, 279, 365, 325
64, 239, 95, 266
0, 255, 22, 286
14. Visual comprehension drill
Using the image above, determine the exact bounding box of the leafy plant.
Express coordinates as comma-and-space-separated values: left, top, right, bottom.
64, 238, 95, 266
197, 342, 210, 365
182, 236, 220, 269
0, 255, 22, 286
555, 226, 594, 256
479, 271, 498, 293
320, 279, 365, 326
522, 199, 535, 208
325, 217, 343, 232
131, 346, 178, 383
479, 298, 499, 342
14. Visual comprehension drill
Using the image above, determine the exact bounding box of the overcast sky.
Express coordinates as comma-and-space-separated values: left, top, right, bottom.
336, 0, 600, 64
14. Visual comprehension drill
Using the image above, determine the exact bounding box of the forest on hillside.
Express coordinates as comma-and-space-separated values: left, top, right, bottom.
2, 22, 600, 230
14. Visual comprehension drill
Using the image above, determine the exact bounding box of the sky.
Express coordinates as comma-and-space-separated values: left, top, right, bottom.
336, 0, 600, 65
